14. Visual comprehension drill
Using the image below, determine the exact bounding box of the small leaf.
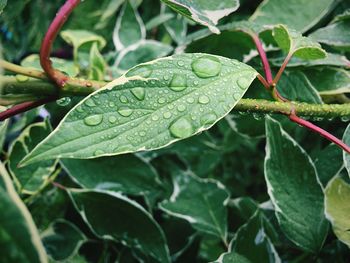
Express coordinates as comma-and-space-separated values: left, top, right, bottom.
324, 176, 350, 248
60, 30, 106, 61
230, 211, 280, 263
61, 154, 163, 196
250, 0, 336, 33
161, 0, 240, 34
114, 40, 173, 71
272, 24, 326, 60
8, 120, 57, 194
113, 1, 145, 51
21, 54, 79, 77
21, 53, 257, 165
0, 162, 47, 263
88, 42, 107, 81
343, 124, 350, 178
69, 189, 170, 263
42, 219, 86, 261
304, 67, 350, 95
160, 169, 230, 242
264, 116, 328, 252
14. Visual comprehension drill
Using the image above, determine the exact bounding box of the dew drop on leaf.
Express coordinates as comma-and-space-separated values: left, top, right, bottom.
198, 95, 210, 104
169, 74, 187, 92
85, 98, 96, 107
118, 107, 133, 117
177, 105, 186, 112
84, 114, 103, 126
16, 74, 29, 82
169, 117, 194, 138
119, 95, 129, 103
126, 65, 153, 78
130, 87, 145, 100
158, 97, 166, 104
108, 116, 117, 123
191, 55, 222, 78
163, 112, 172, 119
94, 149, 104, 156
237, 77, 250, 89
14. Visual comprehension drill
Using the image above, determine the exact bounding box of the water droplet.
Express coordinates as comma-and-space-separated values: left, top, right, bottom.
126, 65, 153, 78
170, 74, 187, 92
163, 112, 172, 119
94, 149, 105, 156
187, 97, 195, 104
108, 101, 115, 107
158, 97, 166, 104
152, 115, 159, 121
177, 105, 186, 112
233, 93, 241, 100
120, 95, 128, 103
16, 74, 29, 82
139, 131, 146, 137
200, 113, 217, 126
191, 55, 222, 78
237, 77, 250, 89
118, 107, 133, 117
177, 61, 185, 67
130, 87, 145, 100
108, 116, 117, 123
341, 116, 350, 122
169, 117, 194, 138
56, 97, 71, 106
84, 114, 103, 126
198, 95, 210, 104
85, 99, 96, 107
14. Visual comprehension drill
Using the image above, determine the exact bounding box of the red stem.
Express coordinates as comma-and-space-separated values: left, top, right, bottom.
251, 34, 273, 86
273, 52, 292, 85
40, 0, 81, 87
289, 114, 350, 154
0, 97, 57, 121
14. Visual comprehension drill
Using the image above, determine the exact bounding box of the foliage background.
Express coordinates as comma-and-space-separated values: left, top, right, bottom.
1, 0, 350, 262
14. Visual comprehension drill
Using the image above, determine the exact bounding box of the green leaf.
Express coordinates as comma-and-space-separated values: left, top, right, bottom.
250, 0, 336, 33
278, 70, 322, 103
314, 144, 343, 188
304, 67, 350, 95
21, 54, 79, 77
0, 162, 47, 263
343, 124, 350, 178
21, 53, 257, 165
310, 12, 350, 51
94, 0, 125, 30
113, 1, 145, 51
213, 252, 251, 263
115, 40, 173, 71
272, 24, 326, 60
60, 30, 106, 61
264, 116, 328, 252
161, 0, 240, 34
8, 120, 57, 194
68, 189, 170, 263
88, 42, 107, 81
61, 154, 162, 196
160, 169, 230, 242
163, 10, 187, 45
42, 219, 86, 261
324, 176, 350, 248
0, 106, 9, 150
230, 211, 280, 263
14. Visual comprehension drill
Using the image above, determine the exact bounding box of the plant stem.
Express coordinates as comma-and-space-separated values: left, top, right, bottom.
0, 59, 47, 80
273, 52, 292, 85
40, 0, 81, 87
251, 34, 273, 86
0, 97, 56, 121
289, 114, 350, 153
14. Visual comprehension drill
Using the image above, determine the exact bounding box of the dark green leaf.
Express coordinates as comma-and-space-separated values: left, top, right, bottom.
264, 116, 328, 252
42, 219, 86, 261
343, 124, 350, 178
69, 189, 170, 263
0, 162, 47, 263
